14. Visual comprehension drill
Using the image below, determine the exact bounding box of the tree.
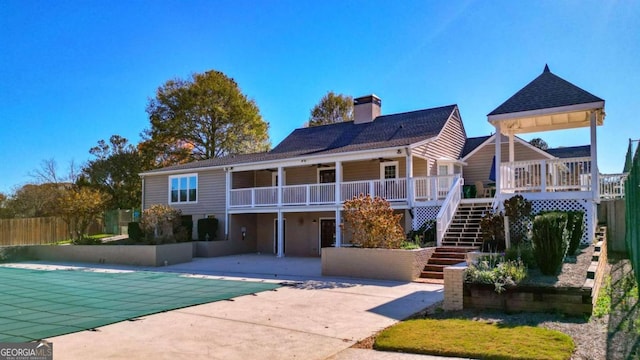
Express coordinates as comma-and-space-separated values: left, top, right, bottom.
57, 187, 110, 243
529, 137, 549, 150
7, 183, 63, 218
308, 91, 353, 127
0, 192, 14, 218
82, 135, 143, 209
29, 158, 80, 185
342, 194, 405, 248
143, 70, 270, 167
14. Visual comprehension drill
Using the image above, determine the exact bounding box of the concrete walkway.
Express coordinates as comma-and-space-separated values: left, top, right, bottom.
8, 255, 446, 359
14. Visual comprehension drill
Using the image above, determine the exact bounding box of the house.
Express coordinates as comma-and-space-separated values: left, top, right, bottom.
140, 65, 617, 257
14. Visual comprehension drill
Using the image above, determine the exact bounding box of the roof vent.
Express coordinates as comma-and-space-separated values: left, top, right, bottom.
354, 94, 381, 124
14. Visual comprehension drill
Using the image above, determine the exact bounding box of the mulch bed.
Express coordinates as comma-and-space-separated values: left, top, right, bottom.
354, 245, 640, 360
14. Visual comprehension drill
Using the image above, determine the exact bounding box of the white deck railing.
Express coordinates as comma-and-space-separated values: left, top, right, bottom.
341, 178, 407, 202
435, 175, 463, 246
413, 175, 457, 201
599, 173, 628, 199
500, 157, 592, 193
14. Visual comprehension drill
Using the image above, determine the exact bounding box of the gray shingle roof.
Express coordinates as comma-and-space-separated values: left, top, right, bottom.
488, 65, 604, 116
545, 145, 591, 159
271, 105, 456, 155
460, 135, 491, 158
143, 104, 457, 174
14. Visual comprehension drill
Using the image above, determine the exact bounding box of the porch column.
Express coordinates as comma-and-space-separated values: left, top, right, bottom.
335, 208, 342, 247
335, 160, 342, 205
276, 211, 284, 257
406, 148, 414, 206
495, 127, 502, 196
225, 169, 231, 239
590, 111, 599, 201
508, 133, 515, 163
277, 166, 283, 206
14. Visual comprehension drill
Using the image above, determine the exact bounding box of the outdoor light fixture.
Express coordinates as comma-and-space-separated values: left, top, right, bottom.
241, 226, 246, 240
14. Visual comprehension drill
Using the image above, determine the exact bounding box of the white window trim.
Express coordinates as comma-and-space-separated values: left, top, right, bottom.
271, 171, 286, 186
168, 173, 198, 204
380, 161, 399, 179
317, 167, 336, 183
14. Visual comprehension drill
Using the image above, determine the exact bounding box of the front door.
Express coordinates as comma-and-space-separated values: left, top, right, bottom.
319, 218, 336, 254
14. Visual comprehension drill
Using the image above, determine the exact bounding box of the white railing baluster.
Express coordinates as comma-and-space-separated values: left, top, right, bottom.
436, 175, 463, 246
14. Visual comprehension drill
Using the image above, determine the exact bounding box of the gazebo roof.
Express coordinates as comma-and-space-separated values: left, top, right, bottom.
488, 65, 605, 134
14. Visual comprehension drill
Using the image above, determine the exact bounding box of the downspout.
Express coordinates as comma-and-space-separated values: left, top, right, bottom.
140, 176, 145, 212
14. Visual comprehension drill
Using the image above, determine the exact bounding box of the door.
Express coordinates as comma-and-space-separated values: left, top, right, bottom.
438, 164, 450, 198
319, 218, 336, 254
273, 218, 286, 255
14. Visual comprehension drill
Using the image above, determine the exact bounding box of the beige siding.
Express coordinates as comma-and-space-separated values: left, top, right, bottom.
256, 211, 335, 257
412, 108, 466, 175
412, 157, 428, 177
343, 158, 406, 181
464, 140, 550, 186
143, 170, 227, 239
284, 166, 317, 185
255, 170, 273, 187
232, 171, 253, 189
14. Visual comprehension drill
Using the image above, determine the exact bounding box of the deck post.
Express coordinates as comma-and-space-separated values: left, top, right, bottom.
276, 211, 284, 257
277, 166, 283, 206
495, 128, 502, 196
225, 169, 231, 238
406, 148, 413, 206
590, 111, 599, 202
335, 208, 342, 247
335, 160, 342, 205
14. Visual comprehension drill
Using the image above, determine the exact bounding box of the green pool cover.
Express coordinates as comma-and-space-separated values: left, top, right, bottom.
0, 267, 280, 342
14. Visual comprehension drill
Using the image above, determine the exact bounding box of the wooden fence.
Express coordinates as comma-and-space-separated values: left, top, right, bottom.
0, 217, 69, 246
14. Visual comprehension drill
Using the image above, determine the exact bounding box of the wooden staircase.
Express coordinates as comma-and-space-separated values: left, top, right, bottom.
419, 246, 478, 280
419, 201, 492, 281
440, 201, 492, 248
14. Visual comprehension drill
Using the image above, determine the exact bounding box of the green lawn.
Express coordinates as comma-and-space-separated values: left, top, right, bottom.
374, 318, 574, 360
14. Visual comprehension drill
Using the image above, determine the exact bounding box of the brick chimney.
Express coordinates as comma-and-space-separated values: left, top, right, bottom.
353, 94, 381, 124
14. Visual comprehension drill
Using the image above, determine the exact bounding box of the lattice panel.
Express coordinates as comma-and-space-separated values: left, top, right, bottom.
413, 206, 440, 230
530, 199, 593, 245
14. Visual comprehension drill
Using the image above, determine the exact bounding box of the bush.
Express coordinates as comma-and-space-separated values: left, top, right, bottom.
503, 195, 533, 246
566, 211, 584, 255
342, 194, 405, 249
179, 215, 193, 242
128, 222, 144, 242
465, 255, 527, 293
406, 220, 436, 247
531, 212, 569, 275
505, 242, 537, 269
197, 218, 219, 241
480, 211, 505, 252
140, 204, 182, 243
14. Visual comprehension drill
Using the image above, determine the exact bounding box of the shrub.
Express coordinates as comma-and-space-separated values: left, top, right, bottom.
179, 215, 193, 242
128, 222, 144, 242
197, 218, 219, 241
406, 220, 436, 247
465, 255, 527, 293
140, 204, 182, 243
503, 195, 533, 246
342, 194, 405, 249
505, 242, 537, 269
480, 211, 505, 252
531, 212, 569, 275
566, 211, 584, 255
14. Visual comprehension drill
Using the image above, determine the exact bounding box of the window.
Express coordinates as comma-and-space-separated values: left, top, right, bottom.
318, 168, 336, 183
380, 162, 399, 179
169, 174, 197, 203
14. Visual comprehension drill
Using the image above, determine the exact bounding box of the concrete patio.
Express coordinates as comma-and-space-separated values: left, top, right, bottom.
5, 254, 445, 359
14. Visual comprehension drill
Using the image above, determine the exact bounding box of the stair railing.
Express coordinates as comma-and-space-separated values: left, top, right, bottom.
436, 174, 463, 247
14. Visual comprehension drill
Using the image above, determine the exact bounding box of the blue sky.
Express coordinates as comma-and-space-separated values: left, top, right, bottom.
1, 1, 638, 193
